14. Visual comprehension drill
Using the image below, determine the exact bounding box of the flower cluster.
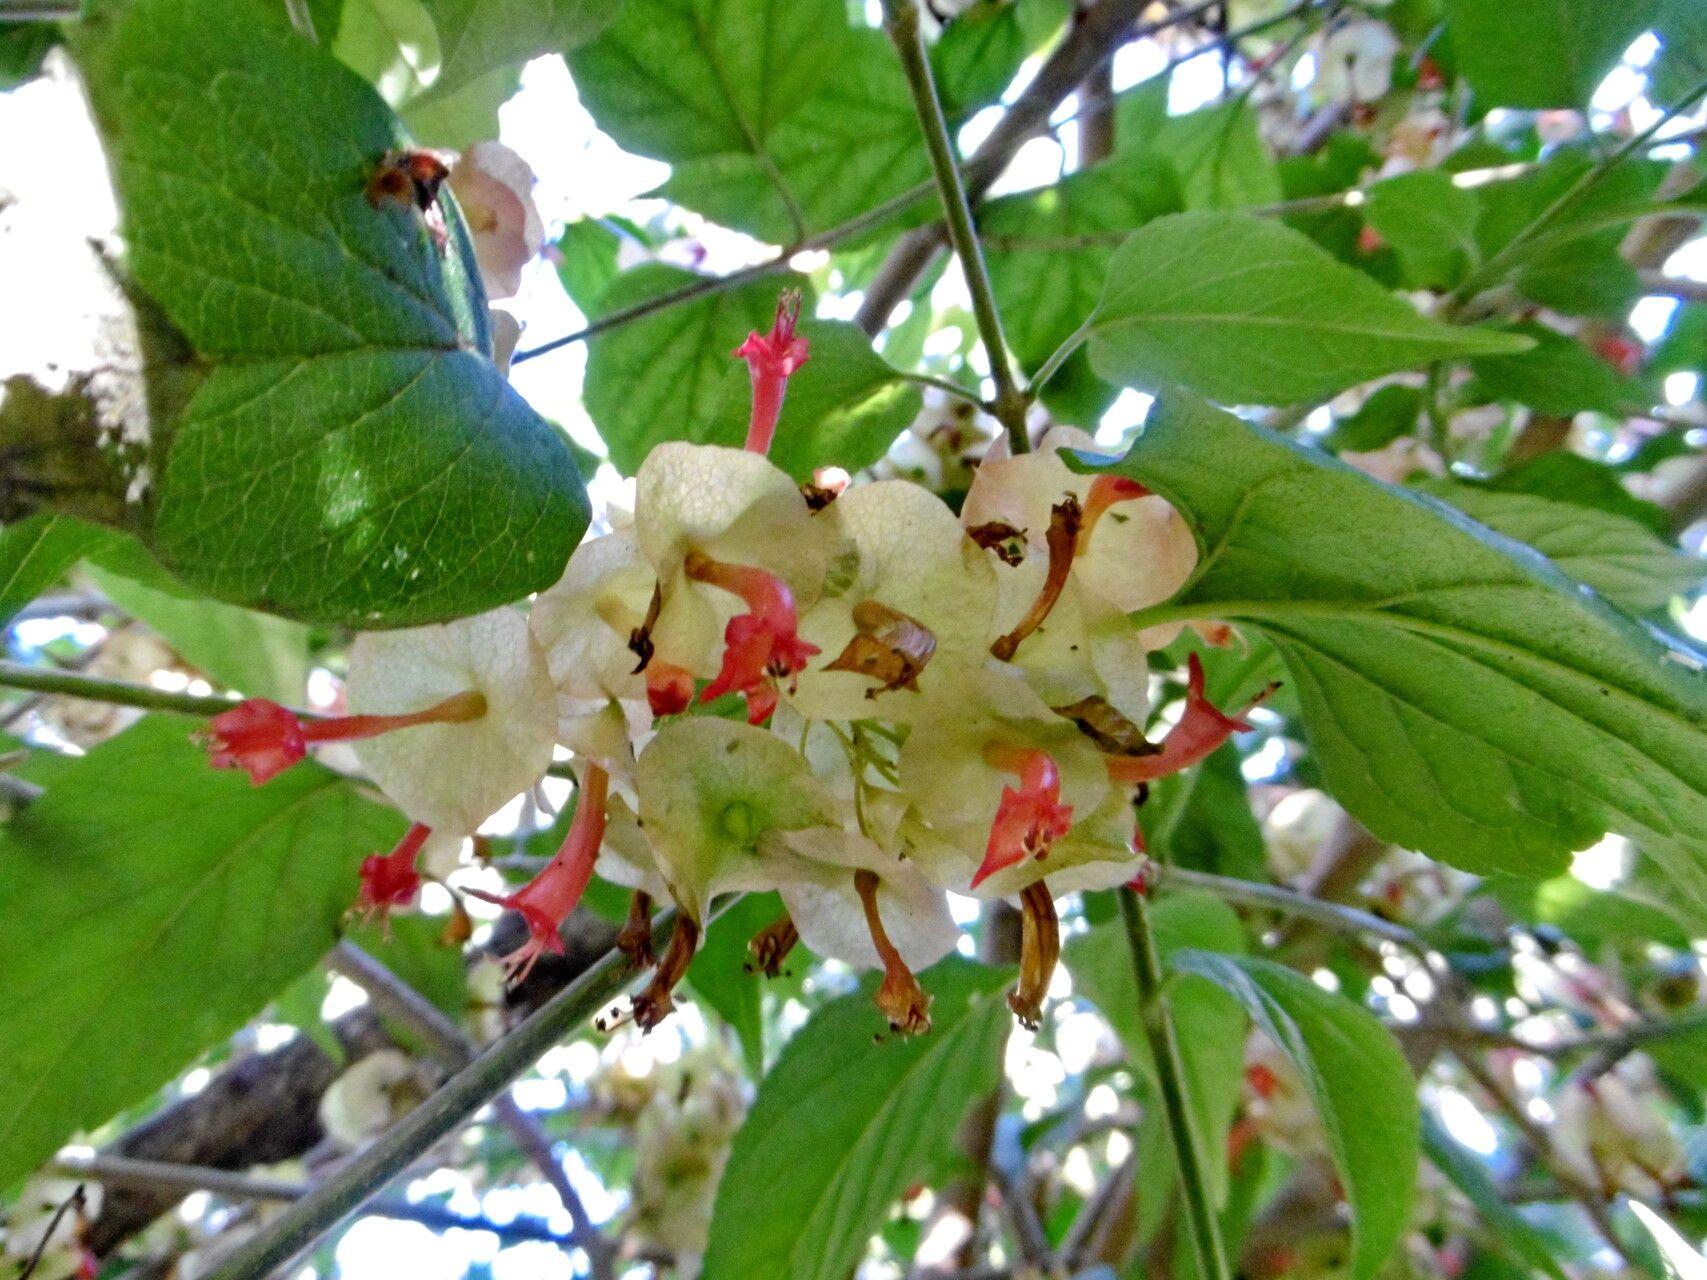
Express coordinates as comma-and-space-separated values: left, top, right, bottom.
198, 297, 1273, 1036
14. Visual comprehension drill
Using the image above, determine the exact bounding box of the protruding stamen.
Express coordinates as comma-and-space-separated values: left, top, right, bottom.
973, 744, 1073, 889
1079, 474, 1149, 552
633, 914, 701, 1031
823, 600, 936, 697
354, 822, 432, 926
628, 581, 664, 673
747, 913, 800, 978
990, 497, 1081, 662
617, 889, 657, 970
1010, 881, 1060, 1029
855, 869, 932, 1035
736, 289, 810, 455
468, 765, 610, 984
1105, 654, 1278, 785
202, 691, 486, 785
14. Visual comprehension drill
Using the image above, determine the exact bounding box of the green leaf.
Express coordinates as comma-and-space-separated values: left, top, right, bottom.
1117, 86, 1283, 211
0, 716, 406, 1188
0, 514, 114, 630
931, 0, 1027, 121
1086, 213, 1531, 405
701, 959, 1012, 1280
1445, 0, 1658, 108
686, 892, 805, 1077
1328, 384, 1425, 453
1171, 950, 1418, 1280
1416, 481, 1702, 614
1486, 866, 1696, 951
586, 265, 920, 480
554, 218, 628, 315
1421, 1111, 1569, 1280
982, 156, 1184, 371
568, 1, 929, 244
1486, 453, 1672, 537
348, 915, 470, 1026
0, 23, 57, 90
1469, 324, 1639, 417
333, 0, 441, 107
1653, 0, 1707, 103
1086, 392, 1707, 913
1139, 743, 1268, 881
1364, 170, 1481, 291
1629, 1201, 1707, 1280
74, 0, 588, 627
85, 561, 313, 704
1065, 892, 1248, 1204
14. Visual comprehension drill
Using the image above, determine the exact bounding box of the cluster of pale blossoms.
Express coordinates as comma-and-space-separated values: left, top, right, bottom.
198, 283, 1274, 1036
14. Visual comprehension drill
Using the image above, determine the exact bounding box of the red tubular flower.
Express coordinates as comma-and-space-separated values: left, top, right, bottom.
469, 765, 610, 982
1106, 654, 1277, 785
356, 822, 431, 922
973, 744, 1074, 888
687, 552, 819, 724
202, 691, 487, 785
736, 290, 811, 455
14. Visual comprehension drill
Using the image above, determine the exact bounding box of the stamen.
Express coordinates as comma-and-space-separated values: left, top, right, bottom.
973, 744, 1073, 888
467, 765, 610, 984
736, 289, 810, 455
687, 553, 819, 722
628, 581, 664, 673
633, 914, 701, 1031
747, 913, 800, 978
1010, 881, 1060, 1029
990, 496, 1081, 662
1079, 474, 1149, 552
855, 869, 932, 1035
1105, 654, 1279, 785
617, 889, 657, 970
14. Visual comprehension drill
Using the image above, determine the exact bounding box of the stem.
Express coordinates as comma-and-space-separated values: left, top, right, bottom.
1117, 885, 1231, 1280
0, 659, 242, 716
199, 904, 713, 1280
1029, 312, 1097, 393
880, 0, 1031, 454
1156, 864, 1422, 950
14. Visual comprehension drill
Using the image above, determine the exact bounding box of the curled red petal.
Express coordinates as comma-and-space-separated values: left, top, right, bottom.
1107, 654, 1277, 785
972, 747, 1073, 888
355, 822, 431, 924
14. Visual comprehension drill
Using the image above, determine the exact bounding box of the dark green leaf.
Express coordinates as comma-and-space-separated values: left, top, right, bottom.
1328, 384, 1424, 453
1469, 324, 1639, 416
1653, 0, 1707, 103
0, 23, 57, 90
74, 0, 587, 627
554, 219, 627, 315
1445, 0, 1658, 108
1065, 892, 1248, 1203
1485, 866, 1695, 951
348, 915, 470, 1026
701, 959, 1012, 1280
1085, 392, 1707, 913
1139, 743, 1268, 881
0, 717, 405, 1188
931, 1, 1027, 120
1417, 480, 1702, 613
1171, 950, 1418, 1280
0, 514, 113, 630
1117, 86, 1283, 210
1086, 213, 1530, 405
1487, 453, 1672, 537
687, 892, 806, 1077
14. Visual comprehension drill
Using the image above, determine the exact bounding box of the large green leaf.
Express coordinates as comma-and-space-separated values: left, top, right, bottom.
1117, 88, 1283, 212
74, 0, 587, 627
1468, 324, 1640, 417
568, 0, 929, 244
1065, 891, 1248, 1204
1084, 393, 1707, 914
0, 716, 405, 1187
1085, 213, 1530, 405
1418, 481, 1703, 614
701, 959, 1011, 1280
1171, 951, 1418, 1280
1364, 170, 1481, 291
686, 891, 807, 1078
585, 265, 920, 480
0, 515, 114, 629
1445, 0, 1658, 109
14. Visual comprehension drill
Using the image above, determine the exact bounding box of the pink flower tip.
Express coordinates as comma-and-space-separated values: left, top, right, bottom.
735, 290, 810, 380
465, 892, 569, 984
202, 698, 306, 785
972, 748, 1073, 888
354, 823, 431, 926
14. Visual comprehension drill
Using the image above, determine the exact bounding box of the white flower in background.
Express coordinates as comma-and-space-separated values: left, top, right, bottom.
449, 141, 544, 301
1263, 788, 1343, 884
1553, 1057, 1686, 1200
318, 1049, 430, 1148
348, 608, 557, 836
2, 1175, 101, 1262
1314, 19, 1401, 105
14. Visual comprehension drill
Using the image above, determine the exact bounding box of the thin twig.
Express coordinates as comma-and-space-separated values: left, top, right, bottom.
881, 0, 1030, 453
1155, 864, 1422, 949
16, 1184, 84, 1280
47, 1154, 574, 1246
0, 659, 241, 716
326, 941, 616, 1279
197, 903, 715, 1280
1117, 886, 1231, 1280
